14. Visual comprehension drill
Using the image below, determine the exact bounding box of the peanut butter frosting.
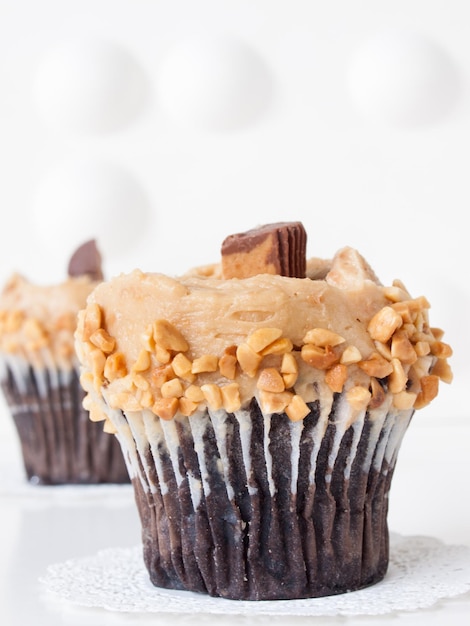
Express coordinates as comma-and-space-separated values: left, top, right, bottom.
0, 273, 100, 370
0, 240, 103, 371
74, 246, 453, 432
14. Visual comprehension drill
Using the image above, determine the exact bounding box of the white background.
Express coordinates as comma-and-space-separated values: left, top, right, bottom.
1, 0, 468, 426
0, 3, 469, 623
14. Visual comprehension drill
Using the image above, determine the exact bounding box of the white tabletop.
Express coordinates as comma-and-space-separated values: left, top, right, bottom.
0, 414, 469, 626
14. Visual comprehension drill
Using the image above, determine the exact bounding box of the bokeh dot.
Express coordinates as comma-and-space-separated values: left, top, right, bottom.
156, 35, 274, 131
33, 38, 149, 134
348, 30, 461, 127
31, 159, 151, 259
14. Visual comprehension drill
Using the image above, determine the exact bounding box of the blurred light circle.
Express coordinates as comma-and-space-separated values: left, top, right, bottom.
348, 30, 461, 127
157, 35, 274, 131
33, 38, 148, 134
31, 159, 151, 258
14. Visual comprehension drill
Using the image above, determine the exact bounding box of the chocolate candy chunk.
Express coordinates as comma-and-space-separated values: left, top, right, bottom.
221, 222, 307, 279
68, 240, 103, 281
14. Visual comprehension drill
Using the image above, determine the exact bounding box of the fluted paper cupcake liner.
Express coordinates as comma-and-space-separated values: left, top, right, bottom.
0, 355, 129, 485
108, 390, 413, 600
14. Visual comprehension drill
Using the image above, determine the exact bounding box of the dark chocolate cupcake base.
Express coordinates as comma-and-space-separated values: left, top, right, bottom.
112, 393, 412, 600
1, 360, 129, 485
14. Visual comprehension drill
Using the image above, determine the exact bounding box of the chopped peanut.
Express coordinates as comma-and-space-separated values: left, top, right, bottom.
200, 383, 223, 410
138, 389, 154, 408
391, 279, 411, 296
430, 358, 453, 384
393, 390, 417, 410
218, 352, 238, 379
409, 296, 431, 312
391, 331, 417, 365
414, 375, 439, 409
282, 373, 297, 388
257, 367, 285, 393
4, 310, 24, 332
151, 364, 175, 388
236, 342, 263, 377
23, 318, 47, 342
388, 358, 407, 394
374, 340, 392, 361
286, 395, 310, 421
89, 348, 106, 380
302, 328, 345, 347
191, 354, 218, 374
409, 329, 434, 346
301, 344, 339, 370
246, 327, 283, 353
281, 352, 298, 374
104, 352, 128, 381
184, 384, 205, 402
152, 397, 179, 420
23, 318, 48, 350
155, 345, 172, 364
358, 352, 394, 378
179, 397, 199, 416
260, 337, 294, 356
152, 319, 189, 352
89, 328, 115, 354
133, 349, 151, 372
325, 363, 348, 393
391, 302, 413, 324
383, 285, 410, 303
430, 327, 445, 341
82, 303, 102, 341
408, 361, 428, 387
171, 352, 195, 382
160, 378, 184, 398
340, 345, 362, 365
430, 341, 453, 359
367, 306, 403, 343
141, 325, 155, 352
221, 383, 241, 412
131, 372, 150, 391
281, 353, 298, 387
259, 390, 294, 414
346, 386, 372, 411
414, 341, 431, 357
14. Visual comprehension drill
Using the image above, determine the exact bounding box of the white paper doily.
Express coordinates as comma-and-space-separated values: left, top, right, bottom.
40, 533, 470, 617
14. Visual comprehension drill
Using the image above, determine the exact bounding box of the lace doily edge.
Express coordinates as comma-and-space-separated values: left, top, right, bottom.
39, 534, 470, 617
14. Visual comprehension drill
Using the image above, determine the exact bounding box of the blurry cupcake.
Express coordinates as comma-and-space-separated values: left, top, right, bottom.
0, 240, 129, 485
75, 223, 452, 599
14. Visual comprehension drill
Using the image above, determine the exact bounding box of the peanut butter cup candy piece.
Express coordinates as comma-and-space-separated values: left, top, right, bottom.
0, 241, 129, 485
221, 221, 307, 279
68, 239, 104, 281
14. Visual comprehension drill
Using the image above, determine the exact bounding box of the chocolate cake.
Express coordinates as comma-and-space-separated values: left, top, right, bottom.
74, 222, 452, 599
0, 241, 129, 485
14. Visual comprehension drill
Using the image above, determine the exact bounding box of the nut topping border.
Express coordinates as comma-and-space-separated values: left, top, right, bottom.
76, 288, 453, 428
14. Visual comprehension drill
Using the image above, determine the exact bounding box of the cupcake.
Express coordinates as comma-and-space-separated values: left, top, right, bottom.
0, 240, 129, 485
75, 222, 452, 599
